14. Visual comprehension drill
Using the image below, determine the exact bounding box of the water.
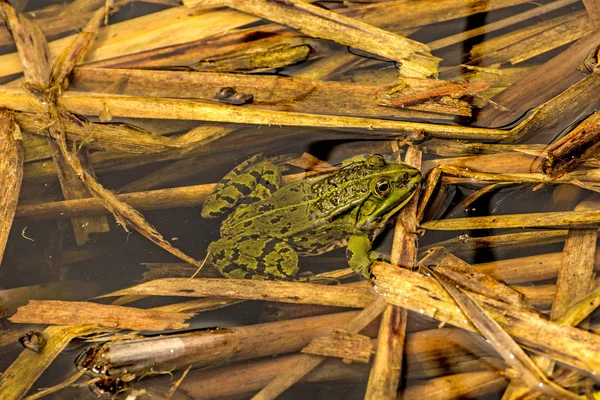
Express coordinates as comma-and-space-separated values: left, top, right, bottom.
1, 0, 599, 399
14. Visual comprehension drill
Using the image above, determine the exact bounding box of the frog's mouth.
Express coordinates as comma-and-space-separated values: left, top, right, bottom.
355, 189, 417, 231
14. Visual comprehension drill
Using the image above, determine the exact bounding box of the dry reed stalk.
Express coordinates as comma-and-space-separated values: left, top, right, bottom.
512, 285, 556, 310
0, 109, 22, 265
15, 182, 212, 219
0, 325, 102, 400
343, 0, 534, 34
301, 329, 372, 363
543, 111, 600, 176
474, 251, 600, 285
477, 29, 600, 127
10, 300, 194, 330
186, 0, 439, 78
423, 152, 542, 174
22, 123, 243, 185
190, 41, 313, 73
18, 118, 206, 164
82, 311, 375, 378
71, 67, 472, 118
428, 0, 579, 50
251, 298, 388, 400
151, 298, 243, 314
7, 0, 212, 276
421, 248, 533, 311
501, 197, 600, 397
583, 0, 600, 25
399, 371, 508, 400
421, 208, 600, 230
102, 278, 377, 308
46, 143, 110, 245
82, 0, 536, 73
15, 170, 322, 219
2, 2, 110, 245
174, 352, 372, 399
378, 81, 488, 109
503, 72, 600, 143
428, 266, 579, 398
0, 2, 87, 47
371, 261, 600, 374
414, 164, 598, 230
419, 230, 569, 258
87, 24, 301, 69
259, 302, 350, 323
140, 262, 222, 281
552, 195, 600, 319
0, 89, 508, 140
15, 112, 188, 154
0, 280, 100, 318
472, 11, 593, 66
503, 196, 599, 400
0, 6, 259, 78
169, 328, 502, 399
294, 49, 361, 80
105, 260, 570, 309
365, 146, 421, 399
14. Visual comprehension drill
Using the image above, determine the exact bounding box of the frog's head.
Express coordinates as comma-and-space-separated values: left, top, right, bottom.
355, 155, 421, 231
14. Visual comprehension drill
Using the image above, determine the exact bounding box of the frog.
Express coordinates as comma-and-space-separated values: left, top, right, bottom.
201, 153, 421, 281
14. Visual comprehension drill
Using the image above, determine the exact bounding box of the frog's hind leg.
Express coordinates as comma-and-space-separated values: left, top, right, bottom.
201, 154, 281, 218
208, 236, 299, 280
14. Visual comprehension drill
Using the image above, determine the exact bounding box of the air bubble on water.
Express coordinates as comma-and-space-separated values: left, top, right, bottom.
509, 353, 515, 359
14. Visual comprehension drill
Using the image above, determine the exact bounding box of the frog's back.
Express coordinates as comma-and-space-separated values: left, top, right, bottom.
220, 169, 369, 238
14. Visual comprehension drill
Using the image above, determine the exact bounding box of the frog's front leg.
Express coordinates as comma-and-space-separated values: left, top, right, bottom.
346, 234, 388, 279
208, 235, 299, 280
202, 154, 281, 219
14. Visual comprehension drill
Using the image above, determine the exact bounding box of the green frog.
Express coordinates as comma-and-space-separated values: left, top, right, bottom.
201, 154, 421, 280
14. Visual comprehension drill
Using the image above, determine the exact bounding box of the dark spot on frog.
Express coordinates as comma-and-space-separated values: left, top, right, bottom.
249, 170, 262, 180
263, 183, 278, 194
177, 289, 195, 293
289, 187, 300, 192
270, 216, 282, 223
233, 182, 252, 195
290, 206, 298, 212
244, 221, 252, 228
258, 204, 275, 212
222, 195, 236, 204
280, 223, 291, 234
280, 247, 291, 253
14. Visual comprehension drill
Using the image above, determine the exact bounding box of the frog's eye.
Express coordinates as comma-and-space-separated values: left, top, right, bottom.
366, 155, 386, 169
375, 180, 392, 197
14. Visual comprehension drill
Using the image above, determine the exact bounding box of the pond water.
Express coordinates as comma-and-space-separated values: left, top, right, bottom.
1, 0, 599, 399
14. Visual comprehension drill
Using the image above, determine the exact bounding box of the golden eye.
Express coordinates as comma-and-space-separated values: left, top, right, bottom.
375, 180, 391, 196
